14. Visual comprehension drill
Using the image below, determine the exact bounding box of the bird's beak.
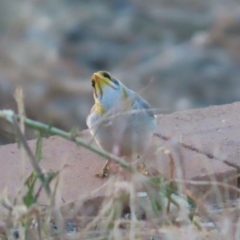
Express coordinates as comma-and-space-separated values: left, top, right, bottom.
92, 73, 103, 98
93, 73, 101, 82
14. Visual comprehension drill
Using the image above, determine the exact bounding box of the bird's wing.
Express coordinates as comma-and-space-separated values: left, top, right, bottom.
128, 90, 155, 118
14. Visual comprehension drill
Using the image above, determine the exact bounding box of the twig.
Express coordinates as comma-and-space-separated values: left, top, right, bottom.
0, 109, 131, 170
154, 133, 240, 172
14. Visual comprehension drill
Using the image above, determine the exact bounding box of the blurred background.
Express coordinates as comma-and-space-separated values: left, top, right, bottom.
0, 0, 240, 144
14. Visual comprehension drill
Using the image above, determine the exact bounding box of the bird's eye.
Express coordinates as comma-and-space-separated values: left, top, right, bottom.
102, 72, 111, 79
91, 80, 95, 88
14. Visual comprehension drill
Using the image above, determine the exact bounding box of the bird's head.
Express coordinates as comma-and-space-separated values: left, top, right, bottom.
91, 71, 127, 110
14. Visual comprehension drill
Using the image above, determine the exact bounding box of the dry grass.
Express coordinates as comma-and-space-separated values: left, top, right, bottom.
0, 91, 239, 239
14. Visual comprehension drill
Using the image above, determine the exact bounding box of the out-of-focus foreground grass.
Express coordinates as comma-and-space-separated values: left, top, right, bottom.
0, 94, 239, 239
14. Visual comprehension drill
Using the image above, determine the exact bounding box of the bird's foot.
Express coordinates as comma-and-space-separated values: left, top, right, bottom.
96, 163, 110, 178
137, 162, 149, 176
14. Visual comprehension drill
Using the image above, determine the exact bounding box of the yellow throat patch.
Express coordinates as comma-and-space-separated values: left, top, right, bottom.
94, 101, 106, 115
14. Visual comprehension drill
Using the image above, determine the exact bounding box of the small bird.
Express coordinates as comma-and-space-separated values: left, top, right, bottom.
86, 71, 156, 177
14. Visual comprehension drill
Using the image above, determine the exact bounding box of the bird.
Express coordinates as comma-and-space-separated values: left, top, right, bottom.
86, 71, 156, 177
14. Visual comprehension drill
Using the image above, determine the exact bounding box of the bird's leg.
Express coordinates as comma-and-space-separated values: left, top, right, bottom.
136, 156, 149, 176
96, 159, 111, 178
137, 162, 149, 176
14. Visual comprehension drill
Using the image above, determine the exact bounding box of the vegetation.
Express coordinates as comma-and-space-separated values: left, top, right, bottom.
0, 89, 238, 239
